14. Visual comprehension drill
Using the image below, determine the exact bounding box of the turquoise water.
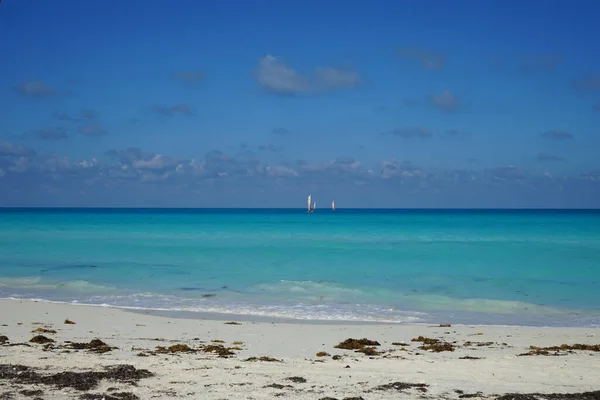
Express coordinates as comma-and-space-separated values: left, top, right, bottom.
1, 208, 599, 326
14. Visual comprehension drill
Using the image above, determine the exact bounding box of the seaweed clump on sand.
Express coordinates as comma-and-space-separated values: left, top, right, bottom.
155, 344, 196, 354
244, 356, 281, 362
316, 351, 330, 357
374, 382, 429, 393
31, 327, 57, 334
0, 335, 8, 345
64, 319, 76, 325
29, 335, 55, 345
153, 343, 237, 358
80, 392, 140, 400
286, 376, 307, 383
20, 388, 44, 397
334, 338, 383, 355
518, 344, 600, 356
0, 364, 153, 391
62, 339, 117, 354
411, 336, 455, 352
335, 338, 380, 350
495, 390, 600, 400
201, 344, 236, 358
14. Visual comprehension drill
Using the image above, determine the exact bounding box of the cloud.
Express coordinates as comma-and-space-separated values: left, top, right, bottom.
429, 90, 460, 112
171, 71, 204, 84
258, 144, 284, 153
535, 153, 565, 162
1, 143, 598, 208
150, 104, 196, 117
396, 47, 446, 71
380, 159, 425, 180
484, 165, 528, 181
78, 122, 107, 137
572, 74, 600, 91
541, 130, 573, 140
0, 141, 35, 157
28, 128, 69, 141
520, 53, 562, 74
383, 127, 433, 138
255, 55, 360, 95
16, 80, 57, 98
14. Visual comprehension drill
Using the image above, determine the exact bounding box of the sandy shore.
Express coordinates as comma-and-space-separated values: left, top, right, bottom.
1, 299, 599, 400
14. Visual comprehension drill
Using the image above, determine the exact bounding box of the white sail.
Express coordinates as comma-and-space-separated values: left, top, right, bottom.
332, 200, 335, 210
313, 201, 316, 210
307, 194, 312, 211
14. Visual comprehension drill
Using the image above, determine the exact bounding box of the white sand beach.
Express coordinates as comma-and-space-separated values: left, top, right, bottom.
1, 299, 599, 399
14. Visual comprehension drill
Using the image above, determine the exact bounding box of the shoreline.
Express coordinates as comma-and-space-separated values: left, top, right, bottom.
1, 299, 600, 399
3, 296, 598, 329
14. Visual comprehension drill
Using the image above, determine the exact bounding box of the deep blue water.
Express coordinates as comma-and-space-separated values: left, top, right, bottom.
1, 208, 599, 326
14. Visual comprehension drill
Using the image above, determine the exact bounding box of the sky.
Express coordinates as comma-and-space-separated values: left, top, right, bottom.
0, 0, 599, 208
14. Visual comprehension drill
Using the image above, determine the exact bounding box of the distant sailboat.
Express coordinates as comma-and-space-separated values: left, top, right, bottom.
313, 201, 316, 211
332, 200, 335, 211
307, 194, 312, 212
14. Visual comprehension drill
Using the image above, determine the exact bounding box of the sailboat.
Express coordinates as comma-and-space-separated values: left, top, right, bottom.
332, 200, 335, 211
307, 194, 313, 213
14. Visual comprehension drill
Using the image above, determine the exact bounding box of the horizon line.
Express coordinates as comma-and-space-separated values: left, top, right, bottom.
1, 206, 599, 211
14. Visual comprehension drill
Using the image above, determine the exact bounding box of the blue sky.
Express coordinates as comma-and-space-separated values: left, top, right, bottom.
1, 0, 599, 207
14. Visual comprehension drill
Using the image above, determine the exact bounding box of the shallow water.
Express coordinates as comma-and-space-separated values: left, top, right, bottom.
1, 208, 599, 326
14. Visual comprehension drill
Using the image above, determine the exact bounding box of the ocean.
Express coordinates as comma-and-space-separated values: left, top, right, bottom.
1, 208, 599, 327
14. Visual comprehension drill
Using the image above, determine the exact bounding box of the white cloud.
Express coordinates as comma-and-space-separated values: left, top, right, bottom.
256, 55, 360, 95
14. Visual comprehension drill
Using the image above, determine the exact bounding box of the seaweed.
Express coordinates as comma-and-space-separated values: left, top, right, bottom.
464, 341, 495, 347
31, 328, 57, 334
459, 392, 484, 398
224, 322, 242, 325
519, 344, 600, 356
459, 356, 483, 360
0, 364, 153, 391
356, 346, 382, 356
391, 342, 409, 346
286, 376, 307, 383
495, 392, 600, 400
411, 336, 455, 352
244, 356, 281, 362
19, 389, 43, 397
374, 381, 429, 392
62, 339, 117, 354
29, 335, 55, 344
155, 344, 195, 354
316, 351, 330, 357
0, 336, 8, 345
80, 393, 139, 400
64, 319, 76, 325
201, 344, 235, 357
334, 338, 380, 350
264, 383, 292, 389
